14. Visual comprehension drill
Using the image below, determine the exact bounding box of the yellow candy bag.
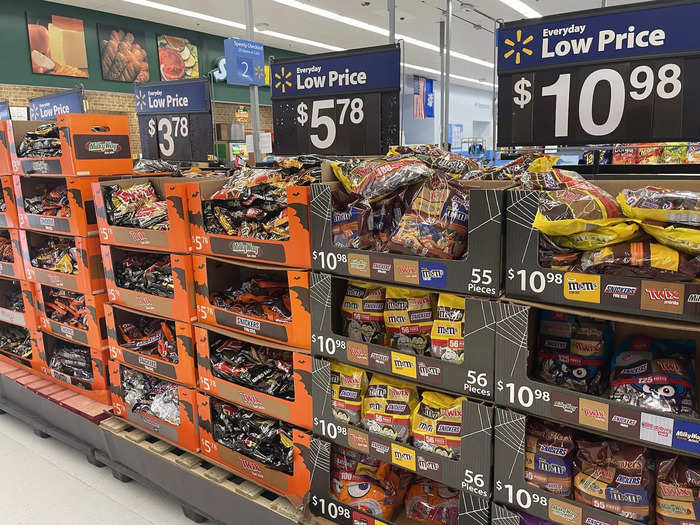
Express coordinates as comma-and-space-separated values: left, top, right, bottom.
342, 281, 387, 345
331, 362, 368, 425
362, 374, 418, 442
384, 287, 434, 355
640, 222, 700, 255
411, 391, 465, 459
549, 222, 642, 251
429, 293, 465, 364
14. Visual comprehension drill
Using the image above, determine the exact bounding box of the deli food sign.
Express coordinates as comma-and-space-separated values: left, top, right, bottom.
497, 1, 700, 146
271, 44, 401, 155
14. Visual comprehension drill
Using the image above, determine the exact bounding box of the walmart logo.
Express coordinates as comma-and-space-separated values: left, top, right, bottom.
135, 90, 147, 111
503, 29, 534, 65
274, 66, 292, 93
254, 65, 265, 80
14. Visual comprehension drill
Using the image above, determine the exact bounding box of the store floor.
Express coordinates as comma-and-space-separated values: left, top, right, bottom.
0, 414, 196, 525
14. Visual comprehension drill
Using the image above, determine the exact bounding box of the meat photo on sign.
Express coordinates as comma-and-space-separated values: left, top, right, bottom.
98, 25, 150, 82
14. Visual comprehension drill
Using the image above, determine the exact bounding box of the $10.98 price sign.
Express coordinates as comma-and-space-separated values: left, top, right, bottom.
271, 45, 400, 155
135, 78, 214, 162
497, 1, 700, 146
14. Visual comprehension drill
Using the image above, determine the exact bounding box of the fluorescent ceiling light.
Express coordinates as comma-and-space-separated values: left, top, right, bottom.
271, 0, 493, 68
121, 0, 245, 29
497, 0, 541, 18
403, 62, 496, 89
255, 29, 344, 51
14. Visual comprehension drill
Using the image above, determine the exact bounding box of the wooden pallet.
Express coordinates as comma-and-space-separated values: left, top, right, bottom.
101, 417, 303, 524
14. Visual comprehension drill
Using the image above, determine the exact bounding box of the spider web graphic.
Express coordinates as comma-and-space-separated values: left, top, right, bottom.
507, 191, 540, 265
312, 357, 332, 419
491, 503, 521, 525
309, 437, 331, 486
465, 299, 498, 338
460, 492, 490, 525
310, 273, 332, 330
461, 404, 493, 440
469, 189, 503, 234
495, 409, 526, 479
311, 184, 331, 246
496, 303, 529, 377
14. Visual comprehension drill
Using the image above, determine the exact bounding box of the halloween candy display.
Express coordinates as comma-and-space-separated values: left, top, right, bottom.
31, 237, 78, 274
121, 366, 180, 425
103, 182, 169, 230
411, 391, 465, 459
0, 323, 31, 359
48, 341, 92, 381
209, 278, 291, 323
17, 123, 61, 158
404, 478, 460, 525
114, 253, 173, 298
23, 183, 69, 217
524, 418, 575, 497
118, 317, 177, 364
0, 234, 13, 263
43, 288, 87, 329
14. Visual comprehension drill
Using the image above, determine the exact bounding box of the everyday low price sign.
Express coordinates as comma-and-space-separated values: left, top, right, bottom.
271, 44, 401, 155
497, 0, 700, 146
135, 78, 213, 162
29, 89, 84, 120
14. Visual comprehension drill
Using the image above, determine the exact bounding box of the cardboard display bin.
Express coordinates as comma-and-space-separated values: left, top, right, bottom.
36, 284, 106, 348
93, 177, 194, 253
193, 255, 310, 350
0, 278, 38, 330
106, 303, 196, 386
0, 318, 41, 371
0, 114, 132, 177
310, 272, 496, 400
21, 231, 104, 294
311, 356, 493, 497
0, 176, 19, 228
188, 178, 311, 267
195, 323, 311, 429
310, 163, 513, 296
505, 179, 700, 322
493, 407, 647, 525
494, 300, 700, 458
102, 245, 196, 322
0, 228, 25, 280
307, 436, 493, 525
108, 360, 199, 452
196, 391, 311, 507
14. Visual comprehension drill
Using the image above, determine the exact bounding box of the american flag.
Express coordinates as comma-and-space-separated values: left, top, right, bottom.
413, 75, 426, 119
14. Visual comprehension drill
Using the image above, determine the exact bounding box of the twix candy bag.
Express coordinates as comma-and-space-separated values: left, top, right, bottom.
429, 293, 465, 364
331, 362, 368, 425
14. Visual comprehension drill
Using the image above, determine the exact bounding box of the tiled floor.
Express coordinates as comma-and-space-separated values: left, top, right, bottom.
0, 413, 197, 525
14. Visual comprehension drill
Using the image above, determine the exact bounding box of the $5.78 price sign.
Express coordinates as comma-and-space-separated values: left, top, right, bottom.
273, 93, 381, 155
499, 58, 700, 146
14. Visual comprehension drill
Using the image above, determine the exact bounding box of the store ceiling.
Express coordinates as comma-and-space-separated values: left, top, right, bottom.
52, 0, 650, 90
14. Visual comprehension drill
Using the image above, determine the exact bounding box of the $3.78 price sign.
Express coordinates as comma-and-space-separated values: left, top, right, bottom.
138, 112, 213, 162
148, 116, 188, 158
499, 57, 700, 146
273, 93, 380, 155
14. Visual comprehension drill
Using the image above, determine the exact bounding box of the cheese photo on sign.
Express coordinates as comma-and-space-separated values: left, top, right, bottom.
26, 13, 88, 78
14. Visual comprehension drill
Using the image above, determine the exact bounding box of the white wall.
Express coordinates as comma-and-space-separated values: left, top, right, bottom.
402, 75, 495, 149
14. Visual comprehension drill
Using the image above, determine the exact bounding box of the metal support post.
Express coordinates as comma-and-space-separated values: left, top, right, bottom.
439, 20, 446, 146
443, 0, 452, 149
246, 0, 262, 165
491, 18, 499, 163
388, 0, 396, 43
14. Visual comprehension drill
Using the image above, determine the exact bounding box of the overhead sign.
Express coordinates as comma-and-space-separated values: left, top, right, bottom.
0, 102, 9, 121
271, 44, 401, 155
135, 78, 213, 162
225, 38, 266, 86
497, 1, 700, 147
29, 89, 84, 120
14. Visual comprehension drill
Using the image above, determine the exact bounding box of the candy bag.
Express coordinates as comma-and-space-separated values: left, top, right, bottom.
362, 374, 418, 442
618, 187, 700, 227
331, 190, 373, 250
331, 362, 368, 425
384, 287, 433, 355
525, 418, 575, 498
549, 222, 642, 251
613, 145, 638, 165
342, 281, 386, 345
429, 293, 464, 364
655, 455, 700, 525
661, 143, 688, 165
610, 335, 697, 417
411, 391, 465, 459
405, 478, 459, 525
637, 143, 664, 164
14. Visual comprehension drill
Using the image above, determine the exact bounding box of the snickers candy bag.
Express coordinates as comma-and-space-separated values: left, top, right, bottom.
389, 171, 470, 260
393, 144, 479, 179
610, 336, 697, 417
574, 438, 654, 522
331, 190, 373, 250
342, 281, 386, 345
404, 478, 459, 525
538, 233, 582, 271
536, 311, 611, 396
331, 362, 367, 425
656, 455, 700, 525
384, 287, 433, 355
525, 418, 575, 498
411, 391, 465, 459
429, 293, 465, 364
362, 374, 418, 442
31, 238, 78, 275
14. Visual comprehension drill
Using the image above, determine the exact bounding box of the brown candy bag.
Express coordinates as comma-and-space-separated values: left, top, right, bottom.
524, 418, 575, 498
656, 455, 700, 525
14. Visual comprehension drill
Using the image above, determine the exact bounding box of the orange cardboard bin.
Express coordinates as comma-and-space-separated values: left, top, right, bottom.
21, 231, 105, 294
0, 228, 25, 280
195, 324, 311, 429
188, 179, 311, 267
0, 115, 132, 177
0, 278, 38, 331
106, 303, 196, 386
0, 176, 19, 228
36, 284, 107, 348
109, 360, 199, 452
102, 245, 196, 322
93, 177, 195, 253
193, 255, 310, 350
196, 391, 311, 506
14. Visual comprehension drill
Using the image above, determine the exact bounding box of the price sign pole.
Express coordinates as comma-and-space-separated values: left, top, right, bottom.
270, 45, 401, 155
497, 1, 700, 146
135, 78, 214, 162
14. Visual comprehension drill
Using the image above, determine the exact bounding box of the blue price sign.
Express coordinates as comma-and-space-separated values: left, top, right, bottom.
498, 0, 700, 147
134, 78, 210, 115
0, 102, 9, 121
224, 38, 265, 86
29, 89, 83, 120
